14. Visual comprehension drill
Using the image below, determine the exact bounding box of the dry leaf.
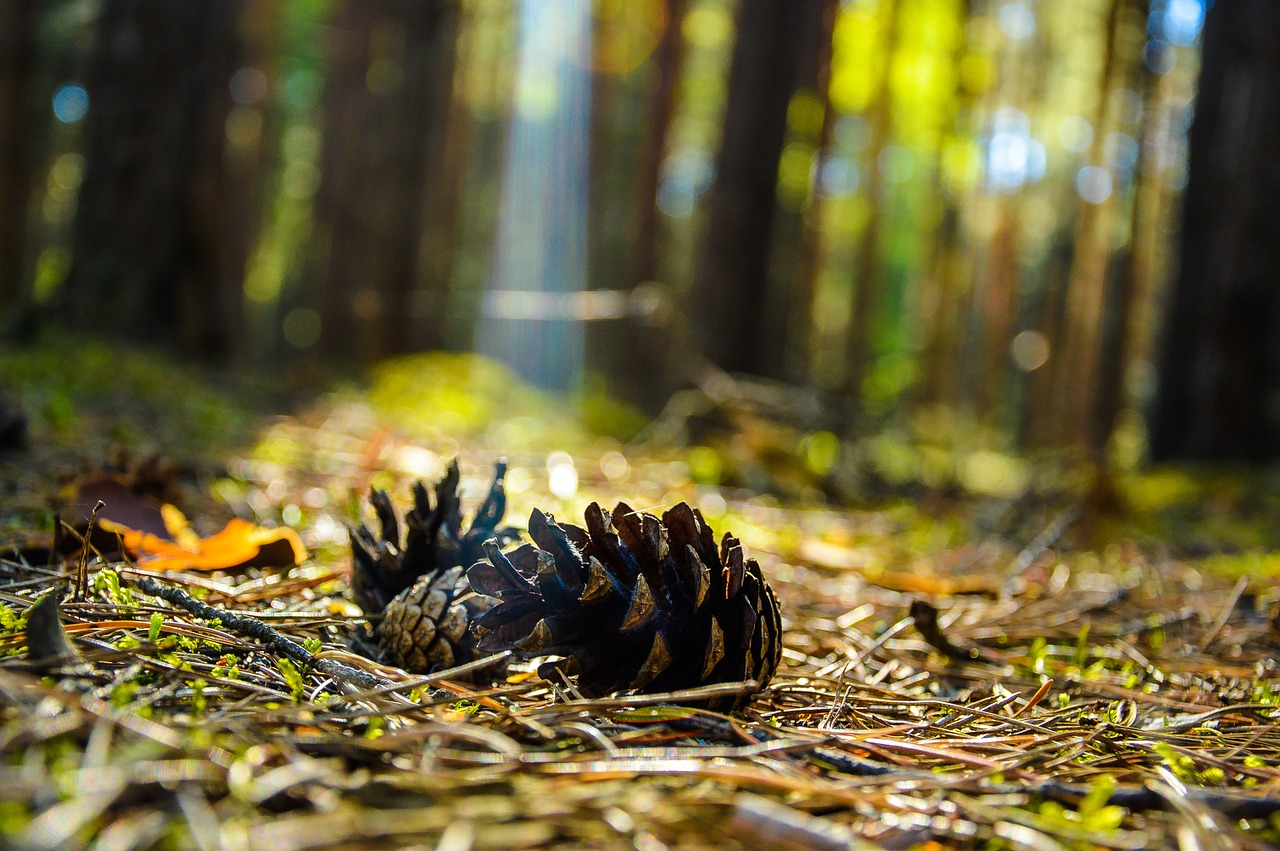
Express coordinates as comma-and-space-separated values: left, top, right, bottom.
68, 475, 306, 572
110, 517, 306, 572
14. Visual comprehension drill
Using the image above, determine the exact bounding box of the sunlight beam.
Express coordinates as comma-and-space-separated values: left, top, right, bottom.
480, 0, 592, 392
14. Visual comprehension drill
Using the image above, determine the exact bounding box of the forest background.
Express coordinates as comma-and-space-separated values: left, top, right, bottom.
1, 0, 1278, 489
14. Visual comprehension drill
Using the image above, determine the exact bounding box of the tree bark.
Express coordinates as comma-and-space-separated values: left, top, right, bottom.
1150, 0, 1280, 461
631, 0, 688, 289
0, 0, 39, 317
62, 0, 246, 361
313, 0, 461, 362
693, 0, 828, 379
770, 0, 838, 385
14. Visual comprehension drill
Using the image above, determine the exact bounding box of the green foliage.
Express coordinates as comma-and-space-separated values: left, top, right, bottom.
1152, 743, 1199, 784
212, 654, 240, 680
0, 603, 27, 635
275, 657, 306, 703
0, 800, 31, 838
1036, 775, 1127, 834
1071, 623, 1090, 669
110, 680, 140, 709
189, 678, 208, 716
90, 568, 133, 606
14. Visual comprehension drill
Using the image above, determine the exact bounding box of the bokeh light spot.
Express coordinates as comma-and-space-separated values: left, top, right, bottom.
1010, 330, 1050, 371
547, 451, 578, 498
50, 153, 85, 192
985, 109, 1044, 192
1076, 165, 1113, 203
1161, 0, 1205, 46
800, 431, 840, 476
230, 66, 268, 105
52, 84, 89, 123
1057, 116, 1093, 154
997, 3, 1036, 40
682, 6, 732, 48
600, 450, 630, 482
282, 308, 321, 349
878, 146, 915, 184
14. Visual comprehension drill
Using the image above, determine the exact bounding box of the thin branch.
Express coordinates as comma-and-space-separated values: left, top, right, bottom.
130, 574, 389, 693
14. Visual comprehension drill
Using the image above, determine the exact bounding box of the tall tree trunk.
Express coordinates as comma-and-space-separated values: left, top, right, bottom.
1093, 47, 1159, 460
693, 0, 827, 379
1149, 0, 1280, 461
0, 0, 39, 318
771, 0, 838, 385
221, 3, 280, 365
313, 0, 460, 363
844, 0, 902, 408
631, 0, 687, 290
920, 0, 976, 410
416, 5, 469, 352
62, 0, 246, 361
1048, 0, 1130, 448
313, 2, 376, 362
616, 0, 688, 412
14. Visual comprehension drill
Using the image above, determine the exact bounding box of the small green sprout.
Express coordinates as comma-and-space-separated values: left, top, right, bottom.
190, 678, 207, 716
276, 657, 306, 703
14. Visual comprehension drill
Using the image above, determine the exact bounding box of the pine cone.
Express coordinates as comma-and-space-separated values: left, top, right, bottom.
350, 459, 515, 672
467, 501, 783, 707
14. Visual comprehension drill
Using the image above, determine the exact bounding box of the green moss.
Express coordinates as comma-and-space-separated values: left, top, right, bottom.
1199, 551, 1280, 580
0, 339, 261, 455
367, 352, 570, 440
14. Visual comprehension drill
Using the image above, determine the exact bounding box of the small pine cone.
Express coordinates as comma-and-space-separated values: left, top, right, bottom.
350, 459, 511, 616
350, 459, 514, 672
467, 501, 783, 708
377, 565, 491, 671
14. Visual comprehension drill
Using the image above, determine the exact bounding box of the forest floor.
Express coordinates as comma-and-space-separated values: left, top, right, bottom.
3, 343, 1280, 849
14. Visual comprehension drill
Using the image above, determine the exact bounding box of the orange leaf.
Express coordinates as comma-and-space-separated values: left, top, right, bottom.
110, 516, 306, 573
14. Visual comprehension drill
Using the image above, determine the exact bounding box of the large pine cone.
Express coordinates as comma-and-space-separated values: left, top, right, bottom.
350, 459, 514, 672
467, 501, 783, 707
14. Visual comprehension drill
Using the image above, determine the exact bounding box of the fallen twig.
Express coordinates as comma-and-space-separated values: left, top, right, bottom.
130, 574, 389, 693
909, 599, 1000, 664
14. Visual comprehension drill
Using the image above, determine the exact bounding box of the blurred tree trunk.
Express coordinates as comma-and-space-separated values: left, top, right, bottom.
62, 0, 245, 361
1093, 52, 1159, 459
615, 0, 688, 412
631, 0, 687, 290
313, 0, 461, 363
1150, 0, 1280, 461
770, 0, 838, 385
225, 4, 281, 363
1047, 0, 1132, 448
693, 0, 829, 379
844, 0, 901, 408
401, 2, 462, 353
920, 0, 976, 411
0, 0, 39, 318
312, 2, 375, 361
